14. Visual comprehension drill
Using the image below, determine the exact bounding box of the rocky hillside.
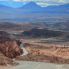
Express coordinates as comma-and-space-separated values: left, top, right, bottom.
0, 31, 23, 65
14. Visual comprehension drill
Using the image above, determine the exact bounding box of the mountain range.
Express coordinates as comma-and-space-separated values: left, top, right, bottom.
0, 2, 69, 23
21, 2, 69, 13
0, 2, 69, 12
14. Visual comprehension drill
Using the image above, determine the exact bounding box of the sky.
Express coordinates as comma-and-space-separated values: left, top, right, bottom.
0, 0, 68, 7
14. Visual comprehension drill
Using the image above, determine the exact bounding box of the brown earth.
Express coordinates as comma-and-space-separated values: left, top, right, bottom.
0, 53, 14, 66
0, 40, 23, 59
0, 31, 23, 65
16, 39, 69, 64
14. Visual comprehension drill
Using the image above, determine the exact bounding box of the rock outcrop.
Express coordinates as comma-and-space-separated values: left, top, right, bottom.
0, 31, 23, 59
0, 53, 14, 65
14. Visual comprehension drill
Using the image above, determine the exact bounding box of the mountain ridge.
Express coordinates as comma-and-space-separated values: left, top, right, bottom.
0, 2, 69, 23
19, 2, 42, 10
0, 1, 69, 9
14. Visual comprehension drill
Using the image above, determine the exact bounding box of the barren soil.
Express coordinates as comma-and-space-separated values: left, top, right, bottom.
16, 38, 69, 64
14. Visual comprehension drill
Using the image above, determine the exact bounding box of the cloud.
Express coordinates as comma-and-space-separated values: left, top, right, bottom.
0, 0, 68, 6
12, 0, 68, 3
0, 0, 68, 3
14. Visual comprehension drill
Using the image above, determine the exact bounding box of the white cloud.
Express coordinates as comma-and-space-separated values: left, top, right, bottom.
0, 0, 68, 3
12, 0, 69, 4
13, 0, 21, 1
0, 0, 68, 6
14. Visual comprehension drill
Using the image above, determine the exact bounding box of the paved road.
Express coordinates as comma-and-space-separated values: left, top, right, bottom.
9, 61, 69, 69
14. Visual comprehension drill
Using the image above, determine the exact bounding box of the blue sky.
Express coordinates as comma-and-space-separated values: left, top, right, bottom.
0, 0, 68, 7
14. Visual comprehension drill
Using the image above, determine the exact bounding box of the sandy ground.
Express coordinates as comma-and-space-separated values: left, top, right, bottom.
21, 39, 69, 59
1, 61, 69, 69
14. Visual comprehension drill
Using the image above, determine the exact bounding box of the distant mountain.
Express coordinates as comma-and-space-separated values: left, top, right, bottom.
0, 4, 13, 12
0, 4, 15, 14
0, 4, 18, 20
18, 2, 69, 13
0, 2, 69, 13
0, 1, 25, 8
60, 4, 69, 8
0, 4, 10, 8
19, 2, 42, 13
0, 2, 69, 23
43, 4, 69, 13
20, 2, 41, 9
1, 1, 66, 13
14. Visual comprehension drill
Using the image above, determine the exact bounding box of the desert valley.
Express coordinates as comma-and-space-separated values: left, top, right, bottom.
0, 22, 69, 68
0, 1, 69, 69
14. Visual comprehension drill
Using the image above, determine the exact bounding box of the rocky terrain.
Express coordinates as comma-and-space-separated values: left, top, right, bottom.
0, 30, 69, 67
0, 31, 23, 65
16, 38, 69, 64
